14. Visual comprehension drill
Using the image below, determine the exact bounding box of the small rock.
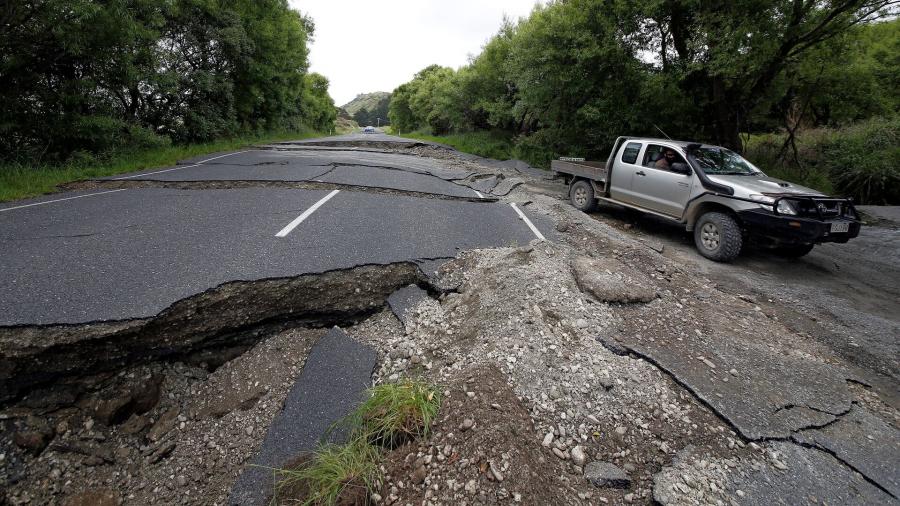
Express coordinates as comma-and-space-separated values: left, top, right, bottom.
13, 430, 50, 456
147, 409, 178, 442
542, 432, 554, 447
410, 465, 427, 485
489, 461, 505, 482
571, 446, 586, 466
120, 414, 150, 435
552, 448, 567, 460
584, 461, 631, 489
624, 492, 634, 503
459, 418, 474, 432
148, 441, 176, 464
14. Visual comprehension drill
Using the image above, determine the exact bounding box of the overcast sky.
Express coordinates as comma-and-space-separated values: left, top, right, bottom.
290, 0, 543, 107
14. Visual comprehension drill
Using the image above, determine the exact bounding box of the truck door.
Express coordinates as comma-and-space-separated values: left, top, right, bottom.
630, 144, 694, 217
608, 141, 644, 205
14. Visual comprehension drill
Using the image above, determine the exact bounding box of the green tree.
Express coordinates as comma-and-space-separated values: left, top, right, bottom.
616, 0, 899, 150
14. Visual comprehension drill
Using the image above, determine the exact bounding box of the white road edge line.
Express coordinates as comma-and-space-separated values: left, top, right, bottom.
276, 189, 341, 238
113, 163, 201, 180
510, 202, 546, 242
0, 189, 127, 213
112, 150, 252, 180
473, 189, 484, 198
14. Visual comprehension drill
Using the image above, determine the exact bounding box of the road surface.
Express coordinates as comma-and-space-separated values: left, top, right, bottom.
0, 137, 551, 325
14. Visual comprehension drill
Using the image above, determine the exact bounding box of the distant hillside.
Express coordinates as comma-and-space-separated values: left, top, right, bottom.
341, 92, 390, 116
342, 92, 391, 126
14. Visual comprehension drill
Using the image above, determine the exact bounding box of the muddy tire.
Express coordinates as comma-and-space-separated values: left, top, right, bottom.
774, 244, 814, 258
694, 212, 742, 262
570, 180, 597, 212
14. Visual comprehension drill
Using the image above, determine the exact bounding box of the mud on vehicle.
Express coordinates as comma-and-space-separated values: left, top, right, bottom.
553, 137, 862, 262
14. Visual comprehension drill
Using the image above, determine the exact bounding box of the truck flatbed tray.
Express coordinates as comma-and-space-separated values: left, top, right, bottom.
551, 159, 607, 183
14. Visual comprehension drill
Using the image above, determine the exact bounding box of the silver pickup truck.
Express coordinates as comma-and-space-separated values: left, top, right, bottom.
552, 136, 861, 262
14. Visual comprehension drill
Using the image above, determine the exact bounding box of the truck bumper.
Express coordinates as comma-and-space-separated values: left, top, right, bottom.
737, 209, 861, 245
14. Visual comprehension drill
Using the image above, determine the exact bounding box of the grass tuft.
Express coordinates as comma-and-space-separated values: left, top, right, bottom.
272, 380, 441, 505
350, 380, 441, 448
272, 439, 381, 506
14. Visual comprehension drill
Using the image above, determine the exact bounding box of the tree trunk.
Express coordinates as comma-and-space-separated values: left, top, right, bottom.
711, 77, 743, 152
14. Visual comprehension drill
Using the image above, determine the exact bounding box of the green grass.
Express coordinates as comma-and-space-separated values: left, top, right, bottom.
272, 440, 381, 506
272, 380, 441, 506
395, 129, 516, 161
0, 129, 325, 203
349, 380, 441, 446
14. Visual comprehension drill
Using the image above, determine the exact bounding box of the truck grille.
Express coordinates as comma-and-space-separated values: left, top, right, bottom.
787, 198, 855, 220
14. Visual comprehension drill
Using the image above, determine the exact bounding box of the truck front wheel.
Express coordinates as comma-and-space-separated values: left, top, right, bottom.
694, 212, 743, 262
570, 180, 597, 212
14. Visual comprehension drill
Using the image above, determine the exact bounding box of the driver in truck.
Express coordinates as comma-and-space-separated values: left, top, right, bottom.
656, 148, 679, 170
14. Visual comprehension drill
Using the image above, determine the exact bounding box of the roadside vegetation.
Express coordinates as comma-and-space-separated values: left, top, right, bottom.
1, 1, 337, 201
396, 129, 516, 161
0, 129, 323, 202
272, 380, 441, 505
387, 3, 899, 204
745, 116, 900, 205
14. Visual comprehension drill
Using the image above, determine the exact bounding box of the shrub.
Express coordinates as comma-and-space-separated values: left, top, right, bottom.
821, 116, 900, 205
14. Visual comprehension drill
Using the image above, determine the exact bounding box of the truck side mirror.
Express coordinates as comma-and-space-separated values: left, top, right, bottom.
671, 162, 691, 174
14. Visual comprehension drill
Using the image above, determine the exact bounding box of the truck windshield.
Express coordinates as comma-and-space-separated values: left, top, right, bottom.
692, 147, 762, 176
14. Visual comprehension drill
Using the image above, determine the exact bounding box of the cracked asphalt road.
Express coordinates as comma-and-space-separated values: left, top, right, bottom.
0, 142, 552, 326
3, 135, 897, 505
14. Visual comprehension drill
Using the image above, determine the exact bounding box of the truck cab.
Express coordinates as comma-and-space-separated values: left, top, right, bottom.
552, 137, 861, 262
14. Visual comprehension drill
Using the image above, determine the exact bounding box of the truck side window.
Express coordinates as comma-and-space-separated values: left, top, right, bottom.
621, 142, 641, 164
643, 144, 685, 170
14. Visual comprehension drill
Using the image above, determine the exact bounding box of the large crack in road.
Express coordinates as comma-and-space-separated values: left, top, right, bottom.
0, 262, 424, 407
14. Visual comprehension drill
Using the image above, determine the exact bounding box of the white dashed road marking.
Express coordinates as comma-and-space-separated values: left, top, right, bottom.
510, 202, 546, 241
473, 189, 484, 198
275, 190, 341, 238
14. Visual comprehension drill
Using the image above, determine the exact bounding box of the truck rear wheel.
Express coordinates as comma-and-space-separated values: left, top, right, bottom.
694, 212, 742, 262
570, 180, 597, 212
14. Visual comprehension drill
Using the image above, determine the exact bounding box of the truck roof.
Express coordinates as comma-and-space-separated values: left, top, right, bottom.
620, 137, 717, 149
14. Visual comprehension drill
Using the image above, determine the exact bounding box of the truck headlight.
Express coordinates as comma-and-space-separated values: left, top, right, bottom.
749, 194, 775, 211
776, 199, 798, 215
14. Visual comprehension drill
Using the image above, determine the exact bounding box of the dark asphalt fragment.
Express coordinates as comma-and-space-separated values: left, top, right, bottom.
792, 406, 900, 498
490, 177, 525, 196
387, 285, 431, 327
729, 442, 895, 505
228, 326, 376, 506
606, 326, 853, 440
